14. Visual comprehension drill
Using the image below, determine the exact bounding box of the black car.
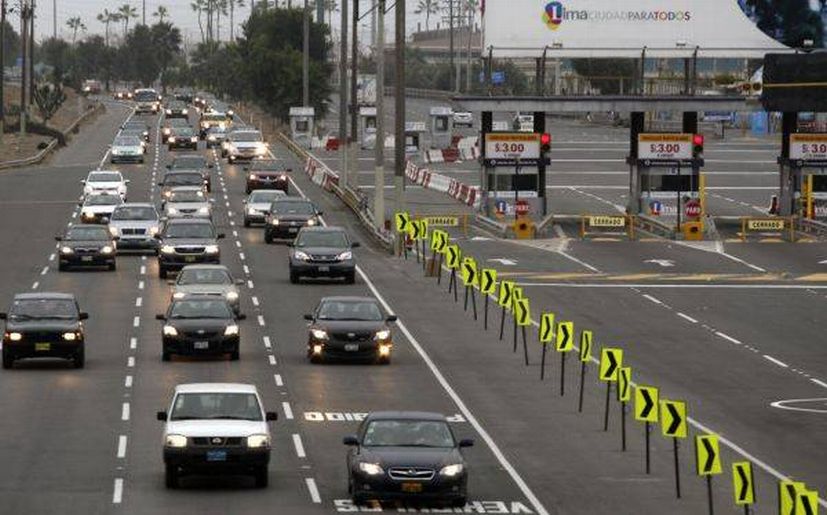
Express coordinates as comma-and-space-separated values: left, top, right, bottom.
162, 118, 190, 143
245, 159, 291, 194
264, 198, 322, 243
344, 412, 473, 507
122, 120, 150, 142
165, 101, 190, 119
56, 224, 118, 271
288, 227, 358, 284
159, 171, 207, 201
174, 90, 194, 104
156, 296, 244, 361
157, 218, 224, 278
304, 297, 396, 364
168, 154, 213, 191
168, 127, 199, 150
1, 293, 88, 369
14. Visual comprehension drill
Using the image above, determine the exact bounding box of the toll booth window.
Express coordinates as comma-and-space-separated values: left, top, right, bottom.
489, 174, 538, 192
405, 135, 417, 147
813, 176, 827, 191
435, 116, 449, 132
295, 120, 309, 132
641, 174, 697, 192
365, 117, 377, 130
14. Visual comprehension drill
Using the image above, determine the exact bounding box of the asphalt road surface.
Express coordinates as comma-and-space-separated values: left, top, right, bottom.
0, 97, 825, 515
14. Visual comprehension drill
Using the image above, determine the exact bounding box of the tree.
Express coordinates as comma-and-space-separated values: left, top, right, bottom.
33, 83, 67, 123
745, 0, 824, 47
122, 24, 159, 86
191, 0, 207, 44
37, 38, 72, 84
153, 5, 170, 23
118, 4, 139, 38
1, 19, 20, 67
228, 0, 245, 41
415, 0, 441, 32
151, 22, 183, 92
66, 17, 87, 45
96, 9, 118, 46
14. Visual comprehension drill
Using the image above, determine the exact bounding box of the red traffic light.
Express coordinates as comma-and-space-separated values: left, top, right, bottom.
692, 134, 704, 146
540, 133, 552, 146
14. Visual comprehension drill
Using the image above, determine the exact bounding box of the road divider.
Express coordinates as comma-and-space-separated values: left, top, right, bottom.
580, 214, 635, 240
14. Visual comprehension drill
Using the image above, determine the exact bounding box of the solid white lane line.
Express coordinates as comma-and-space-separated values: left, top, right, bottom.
268, 355, 277, 366
112, 478, 124, 504
130, 337, 137, 349
263, 336, 272, 349
715, 332, 741, 345
677, 312, 698, 324
117, 435, 128, 458
125, 375, 133, 388
257, 315, 265, 327
811, 378, 827, 389
292, 434, 306, 458
274, 374, 283, 387
764, 355, 789, 368
282, 402, 294, 420
121, 403, 130, 421
133, 316, 140, 328
305, 478, 321, 503
135, 297, 142, 307
642, 294, 663, 305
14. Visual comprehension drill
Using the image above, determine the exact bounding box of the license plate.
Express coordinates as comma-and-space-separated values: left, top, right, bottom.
206, 450, 227, 462
344, 344, 359, 352
81, 256, 94, 262
318, 266, 330, 272
35, 343, 51, 352
401, 482, 423, 493
193, 341, 209, 350
185, 256, 197, 262
288, 228, 298, 233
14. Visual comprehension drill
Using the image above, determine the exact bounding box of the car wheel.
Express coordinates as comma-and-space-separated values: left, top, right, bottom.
2, 349, 14, 369
158, 266, 167, 279
253, 466, 268, 488
352, 493, 369, 506
344, 272, 356, 285
264, 232, 273, 244
451, 498, 468, 509
289, 271, 299, 284
230, 348, 240, 361
108, 261, 117, 271
58, 263, 67, 272
165, 465, 179, 489
73, 347, 85, 369
243, 218, 251, 228
162, 348, 171, 362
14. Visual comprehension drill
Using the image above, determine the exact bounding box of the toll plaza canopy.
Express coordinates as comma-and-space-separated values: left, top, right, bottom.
483, 0, 789, 59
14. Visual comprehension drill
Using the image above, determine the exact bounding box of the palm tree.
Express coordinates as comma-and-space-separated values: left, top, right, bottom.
153, 5, 170, 23
228, 0, 244, 41
96, 9, 116, 46
117, 3, 139, 38
66, 17, 87, 45
191, 0, 207, 43
415, 0, 441, 32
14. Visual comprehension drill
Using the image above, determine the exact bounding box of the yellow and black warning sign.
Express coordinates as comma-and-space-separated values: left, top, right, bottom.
579, 330, 593, 362
480, 269, 497, 295
539, 313, 555, 344
797, 489, 819, 515
461, 257, 478, 287
556, 321, 574, 353
617, 367, 632, 402
498, 281, 515, 308
731, 462, 755, 506
446, 245, 461, 269
514, 297, 531, 327
589, 215, 626, 228
432, 230, 449, 253
660, 400, 687, 439
423, 215, 459, 227
779, 480, 806, 515
395, 212, 410, 233
694, 434, 722, 476
634, 385, 659, 423
409, 219, 428, 241
598, 347, 623, 381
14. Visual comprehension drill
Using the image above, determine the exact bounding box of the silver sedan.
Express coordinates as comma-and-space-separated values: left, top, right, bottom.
170, 265, 243, 314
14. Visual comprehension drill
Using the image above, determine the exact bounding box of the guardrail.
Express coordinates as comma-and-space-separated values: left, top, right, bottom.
798, 218, 827, 238
382, 87, 454, 102
740, 216, 796, 242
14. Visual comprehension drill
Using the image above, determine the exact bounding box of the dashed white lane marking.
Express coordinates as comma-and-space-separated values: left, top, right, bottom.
117, 435, 128, 458
31, 282, 39, 290
125, 375, 133, 388
239, 252, 246, 261
268, 355, 277, 366
642, 294, 663, 305
133, 316, 140, 328
232, 230, 238, 237
715, 332, 741, 345
40, 266, 48, 275
262, 336, 272, 349
140, 265, 146, 275
257, 315, 265, 327
135, 297, 142, 307
130, 337, 137, 349
235, 240, 242, 248
138, 281, 144, 290
112, 478, 124, 504
305, 478, 321, 504
274, 374, 283, 387
292, 434, 306, 458
764, 355, 789, 368
127, 357, 135, 368
677, 312, 698, 324
247, 280, 254, 289
251, 295, 258, 306
811, 378, 827, 389
48, 253, 55, 261
121, 402, 130, 421
282, 402, 294, 420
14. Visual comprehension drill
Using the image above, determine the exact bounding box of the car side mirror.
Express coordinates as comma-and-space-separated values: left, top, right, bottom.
351, 242, 361, 248
266, 411, 278, 421
343, 435, 359, 446
316, 211, 324, 216
458, 439, 474, 448
125, 179, 131, 184
155, 314, 166, 320
242, 199, 247, 204
156, 411, 167, 421
216, 233, 225, 239
303, 314, 314, 321
236, 313, 247, 321
79, 312, 89, 320
386, 315, 398, 323
209, 164, 214, 169
80, 179, 85, 184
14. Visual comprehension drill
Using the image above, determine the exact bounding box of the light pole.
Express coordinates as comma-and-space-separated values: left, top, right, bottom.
394, 0, 405, 218
348, 0, 359, 189
0, 0, 6, 143
338, 0, 349, 192
302, 0, 309, 107
373, 0, 385, 229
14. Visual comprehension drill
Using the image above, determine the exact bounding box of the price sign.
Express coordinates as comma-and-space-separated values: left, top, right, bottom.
638, 133, 693, 161
790, 134, 827, 161
485, 133, 541, 165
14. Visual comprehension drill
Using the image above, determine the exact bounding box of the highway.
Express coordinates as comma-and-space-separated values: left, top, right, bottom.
1, 97, 825, 515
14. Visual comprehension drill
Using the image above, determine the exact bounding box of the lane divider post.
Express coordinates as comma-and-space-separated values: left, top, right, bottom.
577, 330, 593, 412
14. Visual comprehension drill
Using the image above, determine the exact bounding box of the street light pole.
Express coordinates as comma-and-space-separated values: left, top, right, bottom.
394, 0, 405, 217
338, 0, 349, 192
302, 0, 309, 107
0, 0, 6, 143
348, 0, 359, 189
373, 0, 385, 229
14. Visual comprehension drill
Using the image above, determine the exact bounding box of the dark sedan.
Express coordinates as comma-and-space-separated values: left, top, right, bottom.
168, 127, 199, 150
344, 412, 473, 507
158, 171, 207, 201
168, 154, 213, 191
56, 224, 118, 271
304, 297, 396, 364
288, 227, 358, 284
264, 198, 322, 243
1, 293, 88, 369
156, 218, 224, 278
156, 296, 244, 361
245, 159, 291, 194
162, 118, 190, 143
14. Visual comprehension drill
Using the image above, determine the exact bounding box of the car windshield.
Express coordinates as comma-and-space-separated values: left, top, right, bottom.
250, 160, 282, 171
134, 91, 156, 102
177, 268, 232, 285
270, 201, 314, 215
167, 119, 188, 127
169, 190, 205, 203
249, 191, 284, 203
66, 227, 109, 240
362, 420, 455, 448
85, 195, 121, 206
173, 128, 195, 137
9, 299, 78, 320
172, 157, 206, 169
114, 136, 141, 146
170, 392, 262, 421
121, 131, 145, 140
164, 223, 214, 239
88, 172, 122, 182
318, 300, 382, 321
164, 174, 203, 186
208, 127, 227, 135
111, 206, 157, 221
124, 122, 145, 130
233, 131, 261, 142
203, 114, 226, 122
169, 299, 231, 319
296, 231, 348, 248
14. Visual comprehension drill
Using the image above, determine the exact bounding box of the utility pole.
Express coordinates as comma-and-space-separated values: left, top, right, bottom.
373, 0, 385, 229
302, 0, 309, 107
316, 0, 324, 24
52, 0, 55, 39
19, 0, 28, 135
29, 0, 35, 105
0, 0, 6, 143
338, 0, 349, 192
142, 0, 146, 25
449, 0, 455, 92
348, 0, 359, 189
394, 0, 405, 220
466, 1, 473, 93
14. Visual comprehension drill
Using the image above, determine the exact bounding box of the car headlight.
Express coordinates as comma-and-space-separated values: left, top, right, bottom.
294, 250, 311, 261
165, 109, 172, 115
100, 245, 114, 255
62, 332, 78, 341
81, 211, 94, 219
7, 332, 23, 341
163, 128, 171, 135
269, 218, 280, 226
374, 329, 391, 341
60, 246, 73, 254
160, 245, 176, 254
111, 149, 120, 155
226, 291, 239, 301
182, 109, 188, 115
247, 434, 269, 448
306, 219, 317, 226
149, 226, 160, 236
109, 226, 119, 236
191, 137, 198, 143
163, 325, 178, 336
167, 207, 178, 215
227, 110, 234, 116
247, 207, 257, 215
249, 174, 258, 180
205, 245, 220, 254
224, 325, 239, 336
358, 463, 384, 476
168, 137, 176, 143
336, 251, 352, 261
198, 207, 210, 215
165, 434, 187, 448
439, 464, 464, 477
311, 329, 328, 340
172, 292, 187, 300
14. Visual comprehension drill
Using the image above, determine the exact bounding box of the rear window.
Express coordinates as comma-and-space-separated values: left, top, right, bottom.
112, 206, 157, 220
88, 172, 122, 182
164, 174, 203, 186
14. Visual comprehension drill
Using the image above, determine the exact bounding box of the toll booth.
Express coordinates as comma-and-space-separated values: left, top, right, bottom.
289, 106, 315, 149
405, 122, 426, 154
481, 131, 551, 219
429, 107, 454, 150
359, 106, 378, 150
784, 133, 827, 219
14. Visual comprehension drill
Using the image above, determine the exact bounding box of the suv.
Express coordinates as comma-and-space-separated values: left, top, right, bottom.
245, 159, 291, 194
82, 170, 129, 200
1, 293, 89, 369
225, 130, 267, 163
108, 203, 161, 251
157, 218, 224, 278
157, 383, 277, 488
264, 198, 322, 243
134, 88, 160, 114
165, 101, 189, 119
199, 112, 230, 138
158, 171, 207, 201
288, 226, 359, 284
162, 118, 190, 143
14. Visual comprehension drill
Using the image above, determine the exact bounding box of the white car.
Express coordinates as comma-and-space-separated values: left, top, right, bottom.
452, 111, 474, 128
157, 383, 277, 488
111, 135, 145, 164
164, 186, 212, 219
82, 170, 129, 200
224, 130, 268, 163
79, 193, 123, 224
242, 190, 287, 227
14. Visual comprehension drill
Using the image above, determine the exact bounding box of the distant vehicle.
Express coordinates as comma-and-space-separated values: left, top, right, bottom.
242, 190, 287, 227
245, 159, 291, 194
513, 113, 534, 132
165, 101, 189, 119
134, 88, 161, 114
224, 130, 267, 162
1, 292, 89, 369
79, 193, 122, 224
114, 90, 133, 100
122, 120, 150, 141
199, 112, 231, 138
111, 135, 145, 164
107, 203, 161, 251
168, 154, 213, 191
170, 264, 243, 315
157, 383, 277, 488
163, 186, 212, 220
205, 126, 228, 148
156, 297, 243, 360
82, 170, 129, 200
264, 198, 322, 243
158, 171, 207, 201
287, 226, 358, 284
344, 412, 473, 507
81, 79, 102, 95
452, 111, 474, 128
168, 127, 199, 151
162, 118, 190, 143
304, 296, 396, 364
173, 90, 194, 104
119, 130, 149, 152
55, 224, 118, 271
156, 218, 224, 278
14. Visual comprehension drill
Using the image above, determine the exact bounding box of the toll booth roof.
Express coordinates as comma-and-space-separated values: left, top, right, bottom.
430, 107, 453, 116
452, 95, 764, 114
289, 107, 315, 116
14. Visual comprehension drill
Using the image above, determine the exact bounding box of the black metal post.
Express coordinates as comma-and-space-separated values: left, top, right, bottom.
603, 383, 611, 431
540, 343, 547, 380
483, 294, 489, 330
645, 422, 651, 474
463, 284, 469, 311
521, 326, 529, 366
498, 304, 506, 341
621, 401, 627, 451
707, 476, 714, 515
470, 287, 477, 321
560, 353, 566, 396
674, 438, 682, 499
512, 312, 517, 353
578, 361, 586, 412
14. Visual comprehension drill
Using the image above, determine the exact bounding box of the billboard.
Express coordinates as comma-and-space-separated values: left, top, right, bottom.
483, 0, 788, 59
